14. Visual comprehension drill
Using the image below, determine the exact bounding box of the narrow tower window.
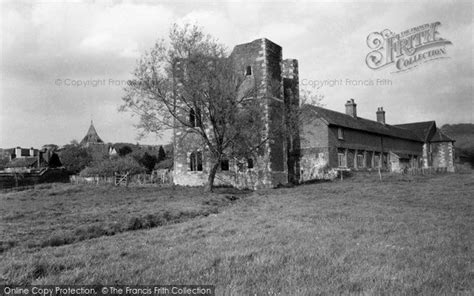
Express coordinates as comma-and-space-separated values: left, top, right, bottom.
190, 151, 203, 171
247, 158, 254, 169
245, 66, 252, 76
189, 108, 196, 127
189, 107, 201, 127
220, 158, 229, 171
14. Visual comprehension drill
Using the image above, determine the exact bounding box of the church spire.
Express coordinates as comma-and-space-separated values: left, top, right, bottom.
80, 120, 104, 147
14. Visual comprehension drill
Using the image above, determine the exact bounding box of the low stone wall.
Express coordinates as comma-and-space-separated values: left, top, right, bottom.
173, 169, 275, 190
172, 171, 208, 187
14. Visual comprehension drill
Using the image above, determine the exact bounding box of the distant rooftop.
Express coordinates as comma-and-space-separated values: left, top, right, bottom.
80, 121, 104, 146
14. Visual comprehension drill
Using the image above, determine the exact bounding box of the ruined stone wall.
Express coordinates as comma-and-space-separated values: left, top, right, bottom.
173, 132, 207, 187
431, 143, 446, 167
264, 40, 286, 176
173, 38, 291, 189
173, 126, 279, 189
230, 39, 275, 188
231, 39, 265, 91
212, 157, 280, 189
299, 147, 333, 181
173, 147, 274, 189
447, 142, 455, 172
421, 141, 454, 172
301, 118, 328, 149
299, 117, 332, 181
431, 142, 455, 172
282, 59, 300, 183
422, 143, 429, 168
233, 38, 287, 187
282, 59, 299, 103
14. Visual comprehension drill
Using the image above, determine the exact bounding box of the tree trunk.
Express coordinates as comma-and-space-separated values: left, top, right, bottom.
206, 161, 220, 192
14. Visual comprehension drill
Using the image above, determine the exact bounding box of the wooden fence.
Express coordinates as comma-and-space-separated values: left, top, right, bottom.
70, 169, 172, 186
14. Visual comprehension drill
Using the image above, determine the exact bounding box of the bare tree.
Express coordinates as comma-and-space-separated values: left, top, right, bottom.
121, 24, 272, 191
121, 24, 321, 191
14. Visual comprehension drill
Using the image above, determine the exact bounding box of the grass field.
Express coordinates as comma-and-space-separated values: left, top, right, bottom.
1, 172, 473, 295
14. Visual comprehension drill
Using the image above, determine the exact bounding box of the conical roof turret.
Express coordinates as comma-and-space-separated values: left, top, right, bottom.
80, 120, 104, 146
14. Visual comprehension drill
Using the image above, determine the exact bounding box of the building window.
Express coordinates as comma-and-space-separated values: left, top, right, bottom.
189, 151, 203, 171
338, 153, 346, 167
338, 128, 344, 140
357, 154, 364, 168
374, 154, 380, 167
220, 158, 229, 171
245, 66, 252, 76
366, 153, 372, 168
382, 153, 388, 168
413, 156, 418, 168
189, 107, 201, 127
247, 158, 254, 169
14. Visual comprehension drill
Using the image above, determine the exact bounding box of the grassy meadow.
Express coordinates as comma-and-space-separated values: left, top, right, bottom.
1, 172, 473, 295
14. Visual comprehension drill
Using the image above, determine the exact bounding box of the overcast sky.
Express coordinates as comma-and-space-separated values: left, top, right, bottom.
1, 0, 472, 148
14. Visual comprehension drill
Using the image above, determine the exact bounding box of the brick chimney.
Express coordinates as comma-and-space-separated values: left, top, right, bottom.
376, 107, 386, 124
345, 99, 357, 118
15, 147, 21, 158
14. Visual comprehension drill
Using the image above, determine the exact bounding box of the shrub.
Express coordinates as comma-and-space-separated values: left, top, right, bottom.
59, 145, 93, 173
41, 233, 71, 248
155, 158, 173, 170
35, 208, 222, 250
27, 258, 66, 282
157, 145, 166, 162
74, 225, 109, 239
0, 240, 17, 253
80, 156, 146, 177
455, 163, 472, 174
118, 145, 133, 156
125, 217, 143, 231
139, 152, 157, 172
